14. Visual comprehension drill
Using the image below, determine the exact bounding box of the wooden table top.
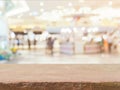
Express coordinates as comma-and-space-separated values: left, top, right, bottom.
0, 64, 119, 83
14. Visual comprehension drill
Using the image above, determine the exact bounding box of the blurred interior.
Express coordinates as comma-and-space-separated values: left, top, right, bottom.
0, 0, 120, 64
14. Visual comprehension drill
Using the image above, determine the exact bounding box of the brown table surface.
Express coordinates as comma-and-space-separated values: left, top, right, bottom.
0, 64, 120, 83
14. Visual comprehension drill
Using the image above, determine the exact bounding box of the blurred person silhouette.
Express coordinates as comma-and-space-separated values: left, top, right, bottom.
33, 38, 37, 49
27, 39, 31, 50
108, 34, 113, 53
46, 37, 55, 55
27, 31, 35, 50
16, 37, 20, 47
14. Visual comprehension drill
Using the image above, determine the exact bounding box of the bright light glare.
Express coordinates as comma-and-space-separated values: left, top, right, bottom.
93, 27, 99, 32
79, 0, 84, 3
79, 7, 91, 14
0, 1, 4, 7
5, 0, 29, 17
68, 2, 72, 7
61, 28, 72, 33
10, 32, 15, 38
90, 16, 100, 24
40, 2, 44, 6
108, 1, 113, 6
81, 27, 85, 31
39, 11, 62, 21
93, 7, 120, 18
73, 27, 78, 33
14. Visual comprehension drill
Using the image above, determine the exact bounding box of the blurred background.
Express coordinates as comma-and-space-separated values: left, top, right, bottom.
0, 0, 120, 64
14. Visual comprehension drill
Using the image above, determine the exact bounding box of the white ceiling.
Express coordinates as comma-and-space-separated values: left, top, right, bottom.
7, 0, 120, 23
26, 0, 120, 11
8, 0, 120, 17
7, 0, 120, 28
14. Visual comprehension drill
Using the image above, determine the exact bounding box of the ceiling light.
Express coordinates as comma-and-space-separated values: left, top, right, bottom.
40, 2, 44, 6
108, 1, 113, 6
79, 0, 84, 3
68, 2, 72, 7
